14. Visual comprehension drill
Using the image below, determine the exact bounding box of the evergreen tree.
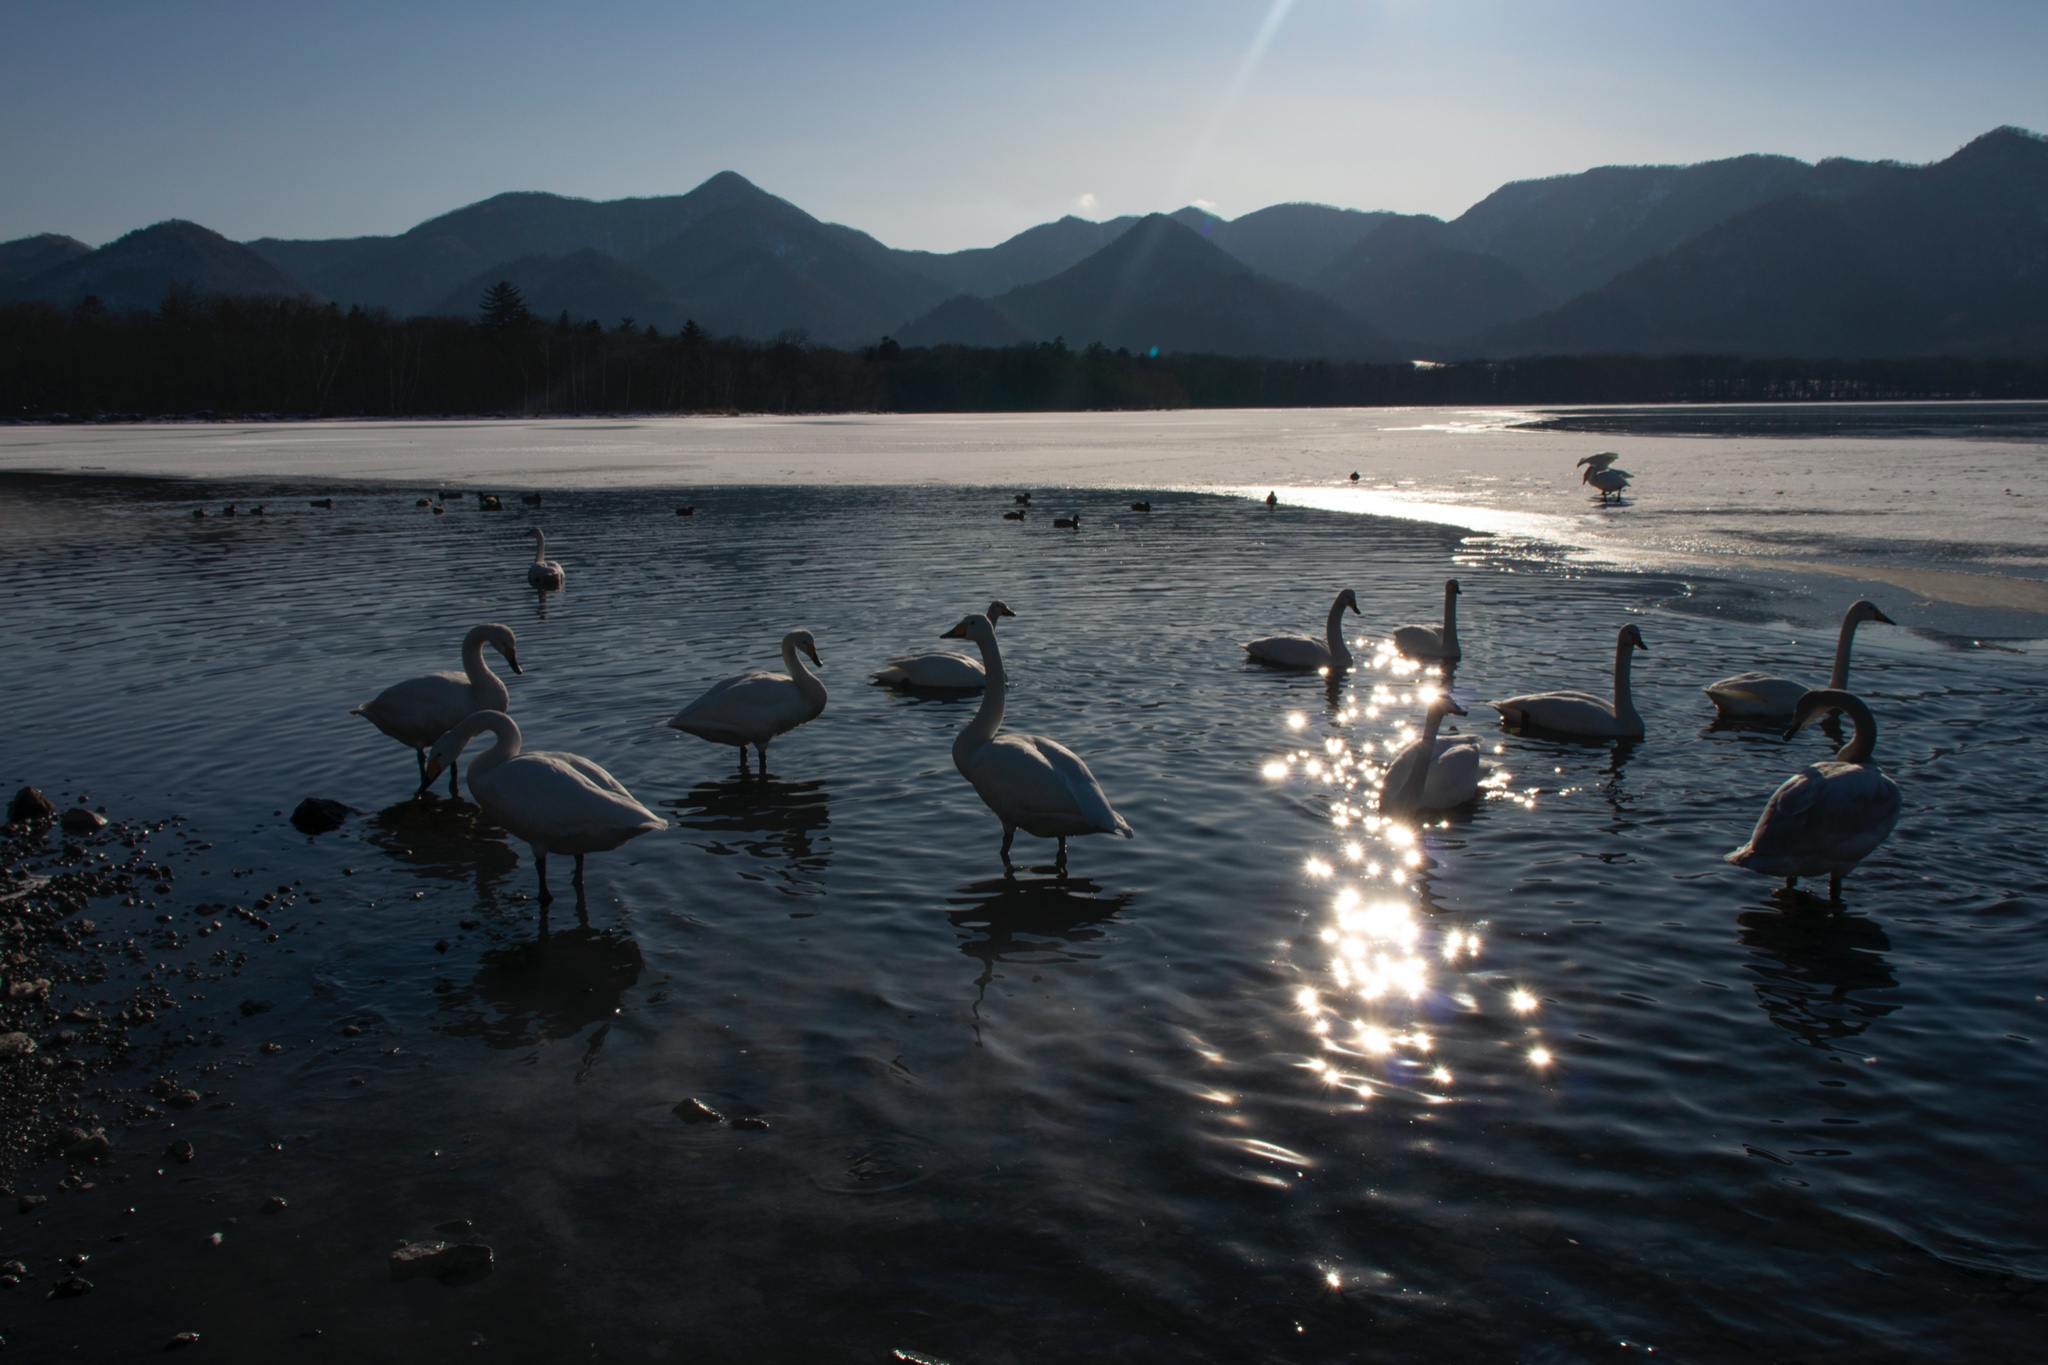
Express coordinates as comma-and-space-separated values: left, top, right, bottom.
478, 280, 530, 332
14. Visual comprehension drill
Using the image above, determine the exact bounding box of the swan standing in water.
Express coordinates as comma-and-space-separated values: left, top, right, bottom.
667, 630, 827, 775
1725, 689, 1900, 901
1379, 697, 1482, 816
425, 711, 665, 904
873, 601, 1016, 689
1704, 600, 1894, 720
1392, 579, 1461, 664
1245, 589, 1360, 671
941, 613, 1132, 873
525, 527, 565, 590
1584, 466, 1632, 503
352, 623, 521, 793
1491, 623, 1647, 739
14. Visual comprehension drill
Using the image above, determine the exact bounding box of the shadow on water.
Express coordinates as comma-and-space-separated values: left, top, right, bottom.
660, 777, 831, 893
1737, 902, 1901, 1048
365, 794, 520, 904
437, 921, 645, 1054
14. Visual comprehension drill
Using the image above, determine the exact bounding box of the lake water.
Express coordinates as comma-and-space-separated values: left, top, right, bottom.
0, 411, 2042, 1360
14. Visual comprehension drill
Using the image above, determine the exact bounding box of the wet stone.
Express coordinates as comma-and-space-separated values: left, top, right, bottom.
48, 1273, 92, 1298
18, 1195, 47, 1213
731, 1116, 772, 1131
165, 1089, 201, 1110
290, 798, 351, 835
263, 1196, 288, 1213
167, 1331, 202, 1349
673, 1098, 724, 1124
67, 1128, 115, 1163
167, 1137, 195, 1164
6, 787, 54, 826
389, 1240, 493, 1283
0, 1033, 38, 1060
59, 807, 107, 836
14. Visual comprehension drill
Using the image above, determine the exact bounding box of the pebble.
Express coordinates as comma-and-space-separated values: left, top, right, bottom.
672, 1098, 724, 1124
167, 1138, 195, 1164
0, 1032, 38, 1060
290, 798, 351, 835
263, 1196, 288, 1213
17, 1195, 47, 1213
47, 1273, 92, 1299
66, 1128, 115, 1163
388, 1240, 493, 1282
167, 1331, 202, 1349
59, 807, 107, 836
165, 1089, 201, 1110
261, 1042, 283, 1054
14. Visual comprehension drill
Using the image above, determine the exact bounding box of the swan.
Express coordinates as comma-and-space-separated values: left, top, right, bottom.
525, 528, 565, 590
940, 613, 1131, 872
1379, 697, 1483, 816
1246, 589, 1360, 671
1725, 689, 1900, 901
352, 623, 522, 793
667, 630, 827, 774
1584, 467, 1631, 503
425, 711, 665, 904
1577, 452, 1621, 471
1392, 579, 1461, 663
874, 601, 1016, 690
1704, 600, 1894, 720
1491, 623, 1647, 740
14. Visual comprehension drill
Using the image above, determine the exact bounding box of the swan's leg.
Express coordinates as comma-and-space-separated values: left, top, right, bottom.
448, 758, 461, 798
535, 850, 553, 905
756, 742, 769, 776
1783, 876, 1796, 890
414, 748, 429, 792
1828, 872, 1842, 903
573, 853, 586, 888
1056, 837, 1068, 875
737, 744, 750, 777
999, 824, 1017, 872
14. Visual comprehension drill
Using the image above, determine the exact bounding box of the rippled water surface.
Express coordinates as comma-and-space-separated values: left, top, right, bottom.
0, 472, 2043, 1361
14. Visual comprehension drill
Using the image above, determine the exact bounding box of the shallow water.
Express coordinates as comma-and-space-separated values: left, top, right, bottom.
0, 472, 2043, 1361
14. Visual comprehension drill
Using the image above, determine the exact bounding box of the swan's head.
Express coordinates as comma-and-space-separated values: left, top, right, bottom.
943, 614, 996, 645
1335, 588, 1360, 615
1445, 579, 1461, 597
1785, 688, 1856, 740
1427, 697, 1469, 723
1847, 600, 1895, 627
468, 623, 523, 674
524, 527, 543, 541
986, 601, 1018, 622
784, 630, 822, 667
1620, 623, 1648, 652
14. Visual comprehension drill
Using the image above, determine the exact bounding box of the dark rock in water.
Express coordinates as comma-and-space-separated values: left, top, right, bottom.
290, 798, 351, 834
167, 1138, 195, 1164
459, 919, 480, 930
341, 1023, 363, 1037
731, 1116, 771, 1131
0, 1033, 37, 1060
261, 1042, 283, 1055
48, 1273, 92, 1299
389, 1240, 493, 1283
59, 807, 106, 836
673, 1098, 724, 1124
433, 940, 448, 953
434, 1219, 473, 1234
165, 1088, 201, 1110
6, 786, 54, 825
239, 999, 273, 1017
17, 1194, 46, 1213
2, 1259, 26, 1276
263, 1196, 288, 1213
67, 1128, 114, 1163
167, 1331, 202, 1349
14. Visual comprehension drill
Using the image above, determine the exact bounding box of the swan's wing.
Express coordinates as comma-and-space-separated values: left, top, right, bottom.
874, 651, 986, 687
964, 734, 1131, 837
352, 671, 478, 746
1703, 672, 1807, 716
475, 753, 666, 853
1379, 734, 1428, 810
532, 749, 638, 802
1245, 635, 1330, 668
1391, 625, 1451, 657
1029, 736, 1133, 837
669, 671, 802, 739
1728, 762, 1900, 872
1424, 738, 1483, 808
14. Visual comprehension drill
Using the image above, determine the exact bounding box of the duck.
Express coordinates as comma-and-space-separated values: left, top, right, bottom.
1245, 588, 1360, 671
520, 492, 544, 507
432, 503, 447, 516
1725, 689, 1901, 902
1379, 697, 1482, 816
1002, 509, 1026, 521
874, 602, 1016, 690
1704, 600, 1894, 721
249, 504, 264, 516
667, 630, 828, 775
1391, 579, 1462, 663
1014, 493, 1032, 505
425, 711, 665, 905
1053, 513, 1080, 529
415, 497, 432, 508
479, 494, 504, 512
525, 528, 565, 590
676, 506, 695, 517
1491, 623, 1647, 740
191, 508, 207, 519
1584, 466, 1631, 503
1264, 491, 1279, 508
1349, 471, 1360, 482
352, 623, 522, 793
1129, 501, 1151, 512
310, 498, 333, 509
940, 612, 1131, 873
222, 505, 237, 517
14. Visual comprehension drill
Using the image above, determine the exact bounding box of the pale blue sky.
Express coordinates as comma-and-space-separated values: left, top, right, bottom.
5, 1, 2043, 250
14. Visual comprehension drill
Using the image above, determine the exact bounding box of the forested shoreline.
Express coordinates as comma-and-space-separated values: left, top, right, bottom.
4, 292, 2045, 420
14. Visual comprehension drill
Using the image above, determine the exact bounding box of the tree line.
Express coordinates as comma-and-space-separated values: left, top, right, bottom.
3, 286, 2044, 420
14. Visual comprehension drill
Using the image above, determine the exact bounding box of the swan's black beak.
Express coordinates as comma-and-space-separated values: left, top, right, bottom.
803, 643, 822, 666
1447, 700, 1468, 716
1876, 609, 1896, 625
508, 653, 524, 675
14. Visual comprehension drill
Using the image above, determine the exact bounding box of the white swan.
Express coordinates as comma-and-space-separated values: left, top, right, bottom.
873, 601, 1016, 689
1491, 623, 1647, 739
667, 630, 827, 774
1725, 689, 1900, 901
1577, 451, 1621, 471
1246, 589, 1359, 671
941, 613, 1132, 872
425, 711, 665, 903
352, 623, 521, 793
1584, 467, 1632, 503
1391, 579, 1461, 663
1704, 600, 1894, 720
525, 527, 564, 590
1379, 697, 1483, 815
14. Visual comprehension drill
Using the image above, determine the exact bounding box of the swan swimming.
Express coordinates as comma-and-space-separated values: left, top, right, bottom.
352, 623, 521, 793
525, 527, 565, 590
941, 613, 1132, 873
1725, 689, 1900, 901
1379, 697, 1483, 816
1491, 623, 1647, 739
1245, 588, 1359, 671
425, 711, 665, 904
1391, 579, 1461, 663
667, 630, 828, 774
1704, 600, 1894, 720
873, 601, 1016, 689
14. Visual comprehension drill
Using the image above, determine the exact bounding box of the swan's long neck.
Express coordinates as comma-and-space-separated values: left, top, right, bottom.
782, 638, 826, 707
1613, 636, 1638, 718
460, 629, 508, 709
531, 531, 547, 564
1833, 694, 1878, 764
955, 633, 1007, 762
446, 710, 520, 779
1828, 611, 1864, 690
1442, 583, 1459, 651
1324, 596, 1352, 665
1398, 708, 1447, 810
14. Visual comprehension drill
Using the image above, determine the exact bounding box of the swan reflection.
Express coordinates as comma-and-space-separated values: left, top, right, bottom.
366, 794, 520, 903
661, 777, 831, 892
437, 922, 644, 1052
1737, 904, 1899, 1048
945, 875, 1131, 989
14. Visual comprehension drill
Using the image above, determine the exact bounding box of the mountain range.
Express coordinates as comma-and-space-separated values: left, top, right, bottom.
4, 127, 2044, 360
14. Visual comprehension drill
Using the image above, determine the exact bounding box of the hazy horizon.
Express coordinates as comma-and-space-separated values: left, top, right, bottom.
5, 0, 2045, 251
